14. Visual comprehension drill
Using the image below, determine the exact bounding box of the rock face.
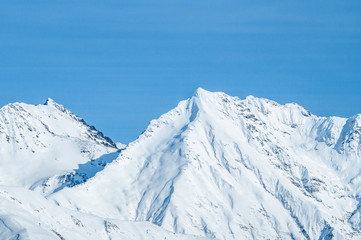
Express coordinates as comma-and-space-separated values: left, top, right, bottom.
1, 89, 361, 239
50, 88, 361, 240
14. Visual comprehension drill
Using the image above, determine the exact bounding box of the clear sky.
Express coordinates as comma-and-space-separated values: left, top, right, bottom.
1, 1, 360, 143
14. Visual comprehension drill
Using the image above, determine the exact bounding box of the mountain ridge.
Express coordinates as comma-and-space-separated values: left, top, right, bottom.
48, 88, 361, 239
0, 98, 117, 188
0, 97, 208, 240
1, 89, 361, 239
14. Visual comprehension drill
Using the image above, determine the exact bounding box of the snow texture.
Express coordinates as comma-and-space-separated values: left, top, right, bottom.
1, 89, 361, 239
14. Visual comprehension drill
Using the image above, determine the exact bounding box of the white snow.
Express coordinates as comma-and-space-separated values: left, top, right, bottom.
0, 99, 117, 188
1, 89, 361, 239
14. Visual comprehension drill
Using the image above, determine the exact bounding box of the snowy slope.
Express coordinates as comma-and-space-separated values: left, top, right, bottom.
51, 88, 361, 239
0, 98, 209, 240
0, 186, 207, 240
0, 98, 117, 188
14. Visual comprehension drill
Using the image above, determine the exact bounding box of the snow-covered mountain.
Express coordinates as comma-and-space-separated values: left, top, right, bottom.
1, 89, 361, 239
47, 88, 360, 240
0, 98, 206, 240
0, 98, 117, 188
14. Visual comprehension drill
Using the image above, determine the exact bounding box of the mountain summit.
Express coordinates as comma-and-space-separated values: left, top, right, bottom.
0, 99, 116, 188
48, 89, 361, 239
1, 90, 361, 239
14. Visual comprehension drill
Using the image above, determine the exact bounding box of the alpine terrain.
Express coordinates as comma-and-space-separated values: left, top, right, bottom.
1, 88, 361, 240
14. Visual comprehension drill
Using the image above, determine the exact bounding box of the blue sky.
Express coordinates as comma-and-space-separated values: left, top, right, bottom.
1, 1, 360, 143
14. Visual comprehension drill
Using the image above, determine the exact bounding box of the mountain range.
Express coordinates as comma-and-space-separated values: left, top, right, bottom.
1, 88, 360, 240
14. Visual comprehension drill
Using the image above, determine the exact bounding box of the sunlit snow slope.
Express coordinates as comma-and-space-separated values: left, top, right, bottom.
0, 186, 207, 240
52, 88, 361, 240
0, 98, 207, 240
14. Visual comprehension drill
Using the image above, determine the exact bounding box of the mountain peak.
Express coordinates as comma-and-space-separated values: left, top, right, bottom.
50, 89, 361, 240
44, 97, 71, 115
195, 87, 207, 93
193, 87, 212, 97
44, 97, 59, 106
191, 88, 231, 107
